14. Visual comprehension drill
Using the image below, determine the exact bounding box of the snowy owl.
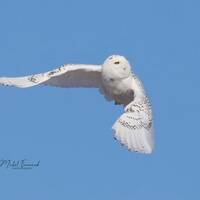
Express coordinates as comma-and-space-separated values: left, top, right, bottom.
0, 55, 154, 154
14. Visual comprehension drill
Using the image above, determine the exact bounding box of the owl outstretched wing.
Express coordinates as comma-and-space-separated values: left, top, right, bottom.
112, 96, 154, 154
0, 64, 102, 88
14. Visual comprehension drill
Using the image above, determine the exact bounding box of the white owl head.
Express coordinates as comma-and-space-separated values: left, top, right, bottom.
102, 55, 132, 80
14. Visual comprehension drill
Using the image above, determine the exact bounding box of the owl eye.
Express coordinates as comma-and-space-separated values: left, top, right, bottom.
114, 61, 120, 64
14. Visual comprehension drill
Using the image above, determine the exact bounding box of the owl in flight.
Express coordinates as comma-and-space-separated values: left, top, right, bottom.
0, 55, 154, 154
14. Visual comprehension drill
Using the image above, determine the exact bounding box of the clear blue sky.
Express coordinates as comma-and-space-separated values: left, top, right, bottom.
0, 0, 199, 199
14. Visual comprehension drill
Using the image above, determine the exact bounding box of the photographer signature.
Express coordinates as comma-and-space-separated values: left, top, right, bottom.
0, 159, 40, 170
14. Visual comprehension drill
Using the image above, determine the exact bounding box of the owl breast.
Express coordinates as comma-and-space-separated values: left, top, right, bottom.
101, 76, 134, 106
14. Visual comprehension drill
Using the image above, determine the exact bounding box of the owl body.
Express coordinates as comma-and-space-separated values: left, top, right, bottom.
101, 75, 134, 105
101, 55, 135, 105
0, 55, 154, 154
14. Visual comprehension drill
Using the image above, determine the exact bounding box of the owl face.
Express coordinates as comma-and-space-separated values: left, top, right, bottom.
102, 55, 132, 80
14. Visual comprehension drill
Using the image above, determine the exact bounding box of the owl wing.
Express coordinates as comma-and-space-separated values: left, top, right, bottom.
0, 64, 102, 88
112, 96, 154, 154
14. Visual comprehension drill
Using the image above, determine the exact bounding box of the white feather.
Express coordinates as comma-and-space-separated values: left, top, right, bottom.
0, 64, 102, 88
112, 96, 154, 154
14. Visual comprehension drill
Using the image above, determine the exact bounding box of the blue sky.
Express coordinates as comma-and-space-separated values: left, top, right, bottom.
0, 0, 200, 199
